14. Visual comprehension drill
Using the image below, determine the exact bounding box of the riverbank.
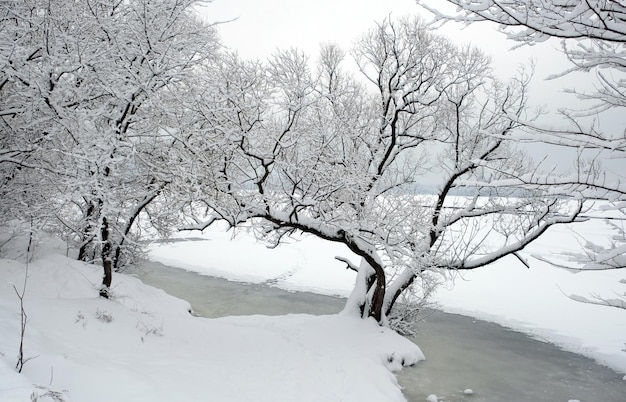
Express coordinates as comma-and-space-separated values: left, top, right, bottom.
1, 224, 624, 401
148, 218, 626, 376
133, 260, 626, 402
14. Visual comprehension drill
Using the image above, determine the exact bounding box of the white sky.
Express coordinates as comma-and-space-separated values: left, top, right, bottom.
201, 0, 600, 128
203, 0, 419, 59
199, 0, 625, 175
201, 0, 566, 81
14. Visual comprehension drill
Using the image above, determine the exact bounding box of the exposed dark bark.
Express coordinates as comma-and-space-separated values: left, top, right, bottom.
99, 216, 112, 298
367, 265, 387, 322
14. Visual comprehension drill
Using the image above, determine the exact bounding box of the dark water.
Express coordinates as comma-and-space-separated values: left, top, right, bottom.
131, 261, 626, 402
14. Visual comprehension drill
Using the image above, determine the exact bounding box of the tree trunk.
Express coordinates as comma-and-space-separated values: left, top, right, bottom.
99, 217, 112, 298
78, 202, 97, 262
342, 258, 387, 324
342, 259, 376, 317
368, 269, 386, 323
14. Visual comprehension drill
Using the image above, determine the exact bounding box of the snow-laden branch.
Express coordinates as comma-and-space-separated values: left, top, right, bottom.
416, 0, 626, 172
418, 1, 626, 43
450, 200, 584, 270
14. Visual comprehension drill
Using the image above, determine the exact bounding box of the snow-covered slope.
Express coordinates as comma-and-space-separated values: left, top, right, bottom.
0, 233, 423, 401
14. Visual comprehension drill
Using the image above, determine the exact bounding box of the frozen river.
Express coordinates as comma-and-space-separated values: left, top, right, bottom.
132, 260, 626, 401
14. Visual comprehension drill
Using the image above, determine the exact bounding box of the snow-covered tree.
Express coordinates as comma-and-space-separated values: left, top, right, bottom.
0, 0, 219, 296
415, 1, 625, 157
415, 0, 625, 199
183, 16, 584, 324
416, 0, 625, 307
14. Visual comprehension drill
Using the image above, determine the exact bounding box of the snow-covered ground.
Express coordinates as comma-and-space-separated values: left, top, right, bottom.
0, 230, 422, 401
1, 206, 625, 401
148, 216, 626, 376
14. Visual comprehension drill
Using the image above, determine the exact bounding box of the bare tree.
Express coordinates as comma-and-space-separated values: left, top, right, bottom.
416, 0, 625, 308
416, 0, 625, 195
183, 16, 584, 324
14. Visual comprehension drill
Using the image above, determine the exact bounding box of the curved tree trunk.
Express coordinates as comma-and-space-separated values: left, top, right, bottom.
342, 258, 387, 324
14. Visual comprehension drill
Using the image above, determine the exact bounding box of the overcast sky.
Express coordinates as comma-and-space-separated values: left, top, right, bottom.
200, 0, 624, 176
202, 0, 566, 79
200, 0, 597, 115
203, 0, 417, 58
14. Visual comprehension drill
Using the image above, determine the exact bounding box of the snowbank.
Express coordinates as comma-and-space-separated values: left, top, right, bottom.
0, 237, 423, 401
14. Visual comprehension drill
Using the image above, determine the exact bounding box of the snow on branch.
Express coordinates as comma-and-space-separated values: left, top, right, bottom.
453, 199, 584, 270
417, 1, 626, 43
335, 256, 359, 272
417, 1, 626, 134
568, 291, 626, 310
533, 205, 626, 271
